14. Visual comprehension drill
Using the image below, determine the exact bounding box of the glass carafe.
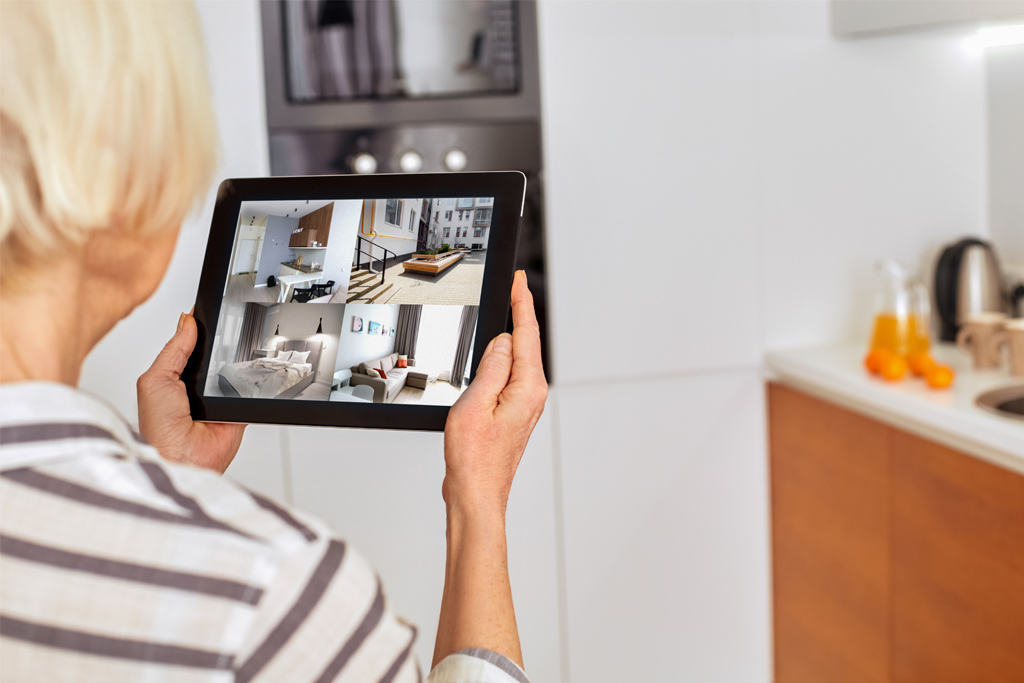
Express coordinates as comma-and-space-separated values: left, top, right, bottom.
870, 261, 931, 357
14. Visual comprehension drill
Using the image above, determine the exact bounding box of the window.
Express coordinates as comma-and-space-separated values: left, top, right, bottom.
475, 208, 492, 225
408, 208, 415, 231
474, 228, 483, 237
384, 199, 403, 226
444, 227, 450, 238
445, 210, 452, 220
416, 306, 467, 376
457, 197, 473, 209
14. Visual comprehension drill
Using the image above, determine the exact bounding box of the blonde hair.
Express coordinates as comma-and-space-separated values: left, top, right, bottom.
0, 0, 217, 287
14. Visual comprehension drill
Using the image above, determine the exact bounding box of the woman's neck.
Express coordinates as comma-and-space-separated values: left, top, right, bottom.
0, 260, 123, 385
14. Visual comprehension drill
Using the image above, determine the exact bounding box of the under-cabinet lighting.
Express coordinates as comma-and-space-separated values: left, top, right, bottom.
972, 24, 1024, 49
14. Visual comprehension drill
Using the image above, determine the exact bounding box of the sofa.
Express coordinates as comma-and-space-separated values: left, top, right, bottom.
349, 352, 422, 403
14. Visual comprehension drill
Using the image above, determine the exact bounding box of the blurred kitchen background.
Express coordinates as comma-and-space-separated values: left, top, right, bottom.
80, 1, 1023, 681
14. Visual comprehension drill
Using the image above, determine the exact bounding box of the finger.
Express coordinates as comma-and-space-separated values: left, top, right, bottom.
459, 333, 513, 407
509, 271, 544, 385
144, 313, 198, 381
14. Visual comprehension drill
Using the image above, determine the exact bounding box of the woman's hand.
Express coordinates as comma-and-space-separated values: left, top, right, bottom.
433, 270, 548, 670
137, 312, 246, 473
443, 270, 549, 517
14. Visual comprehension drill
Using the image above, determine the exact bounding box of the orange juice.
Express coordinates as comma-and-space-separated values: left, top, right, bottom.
870, 313, 929, 357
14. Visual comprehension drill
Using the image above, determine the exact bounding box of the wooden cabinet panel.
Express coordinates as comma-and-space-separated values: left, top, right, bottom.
770, 383, 1024, 683
297, 203, 333, 247
890, 432, 1024, 683
769, 384, 890, 683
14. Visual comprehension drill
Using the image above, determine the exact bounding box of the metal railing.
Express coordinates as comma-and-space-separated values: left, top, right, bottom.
354, 236, 397, 287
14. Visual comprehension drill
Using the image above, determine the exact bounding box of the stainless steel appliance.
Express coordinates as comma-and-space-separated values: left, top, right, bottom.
934, 238, 1009, 341
260, 0, 549, 375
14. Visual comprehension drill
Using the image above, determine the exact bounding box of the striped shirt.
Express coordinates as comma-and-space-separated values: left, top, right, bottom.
0, 382, 529, 683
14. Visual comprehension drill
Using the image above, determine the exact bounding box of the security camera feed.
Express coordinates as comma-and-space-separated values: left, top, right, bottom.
205, 197, 492, 406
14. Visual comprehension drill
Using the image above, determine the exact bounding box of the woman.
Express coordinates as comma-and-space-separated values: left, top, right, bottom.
0, 2, 547, 681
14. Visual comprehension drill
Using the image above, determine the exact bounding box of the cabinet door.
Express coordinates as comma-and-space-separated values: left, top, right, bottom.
769, 383, 891, 683
299, 203, 333, 247
289, 229, 302, 248
891, 431, 1024, 682
316, 203, 332, 245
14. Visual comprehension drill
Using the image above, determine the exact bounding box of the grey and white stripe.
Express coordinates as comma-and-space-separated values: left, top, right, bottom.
0, 534, 263, 604
314, 578, 387, 683
235, 539, 347, 682
0, 615, 235, 670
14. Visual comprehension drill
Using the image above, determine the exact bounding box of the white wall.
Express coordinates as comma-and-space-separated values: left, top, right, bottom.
364, 198, 422, 257
335, 304, 400, 372
319, 200, 363, 292
263, 303, 345, 385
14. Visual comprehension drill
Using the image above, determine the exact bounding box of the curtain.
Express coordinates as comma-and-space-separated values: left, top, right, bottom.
234, 303, 266, 363
394, 305, 422, 358
449, 306, 478, 388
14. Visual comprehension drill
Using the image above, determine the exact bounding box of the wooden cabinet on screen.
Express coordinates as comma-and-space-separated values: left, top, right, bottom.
289, 202, 333, 248
768, 383, 1024, 683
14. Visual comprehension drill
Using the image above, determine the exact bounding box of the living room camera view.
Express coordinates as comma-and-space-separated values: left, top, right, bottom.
224, 196, 492, 307
205, 300, 477, 407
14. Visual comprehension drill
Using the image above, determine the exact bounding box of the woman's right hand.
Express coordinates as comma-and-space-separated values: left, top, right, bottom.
433, 270, 547, 671
442, 270, 548, 518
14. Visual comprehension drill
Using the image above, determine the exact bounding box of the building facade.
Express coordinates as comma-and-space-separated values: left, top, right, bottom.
431, 197, 493, 250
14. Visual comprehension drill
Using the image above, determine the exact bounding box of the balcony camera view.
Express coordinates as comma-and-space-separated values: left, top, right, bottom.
208, 196, 492, 406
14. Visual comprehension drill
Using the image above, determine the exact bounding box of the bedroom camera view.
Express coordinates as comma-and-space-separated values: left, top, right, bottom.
224, 196, 492, 307
208, 196, 492, 407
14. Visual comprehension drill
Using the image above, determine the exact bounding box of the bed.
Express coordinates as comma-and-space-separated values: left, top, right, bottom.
217, 339, 322, 399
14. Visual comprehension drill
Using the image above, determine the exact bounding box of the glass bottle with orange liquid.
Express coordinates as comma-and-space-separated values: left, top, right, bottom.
870, 261, 931, 357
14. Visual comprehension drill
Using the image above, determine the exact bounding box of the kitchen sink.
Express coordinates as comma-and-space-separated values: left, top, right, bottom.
976, 385, 1024, 422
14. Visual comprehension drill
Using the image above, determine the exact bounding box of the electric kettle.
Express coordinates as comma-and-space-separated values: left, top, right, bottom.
934, 238, 1007, 342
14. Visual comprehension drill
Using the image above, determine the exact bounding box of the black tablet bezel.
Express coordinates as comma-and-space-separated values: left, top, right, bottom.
183, 172, 525, 431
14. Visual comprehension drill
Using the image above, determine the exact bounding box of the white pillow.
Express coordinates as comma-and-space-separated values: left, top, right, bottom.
277, 350, 293, 362
290, 350, 311, 364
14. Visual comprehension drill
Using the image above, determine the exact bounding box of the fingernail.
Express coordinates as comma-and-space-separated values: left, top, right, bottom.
177, 313, 185, 332
494, 334, 512, 354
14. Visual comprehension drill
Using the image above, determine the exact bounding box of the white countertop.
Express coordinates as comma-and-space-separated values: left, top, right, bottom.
766, 343, 1024, 475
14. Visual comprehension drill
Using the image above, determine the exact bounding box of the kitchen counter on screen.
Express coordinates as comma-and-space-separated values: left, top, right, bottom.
280, 261, 322, 274
766, 343, 1024, 475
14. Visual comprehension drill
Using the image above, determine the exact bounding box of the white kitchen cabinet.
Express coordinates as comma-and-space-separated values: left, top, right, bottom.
538, 1, 762, 386
279, 264, 301, 278
555, 371, 771, 683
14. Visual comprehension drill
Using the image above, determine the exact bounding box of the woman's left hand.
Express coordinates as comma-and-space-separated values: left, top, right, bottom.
138, 312, 246, 473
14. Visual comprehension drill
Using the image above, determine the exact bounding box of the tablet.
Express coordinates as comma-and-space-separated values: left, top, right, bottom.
183, 172, 525, 431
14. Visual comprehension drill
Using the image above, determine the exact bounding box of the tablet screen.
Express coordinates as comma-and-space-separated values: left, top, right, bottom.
204, 197, 493, 407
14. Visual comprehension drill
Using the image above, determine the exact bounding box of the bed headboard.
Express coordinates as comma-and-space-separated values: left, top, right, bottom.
276, 339, 323, 379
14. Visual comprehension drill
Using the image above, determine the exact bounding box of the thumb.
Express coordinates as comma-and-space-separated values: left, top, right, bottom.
460, 333, 513, 405
146, 313, 198, 380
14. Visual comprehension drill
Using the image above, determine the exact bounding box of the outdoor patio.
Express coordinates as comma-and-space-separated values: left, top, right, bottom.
370, 250, 487, 306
